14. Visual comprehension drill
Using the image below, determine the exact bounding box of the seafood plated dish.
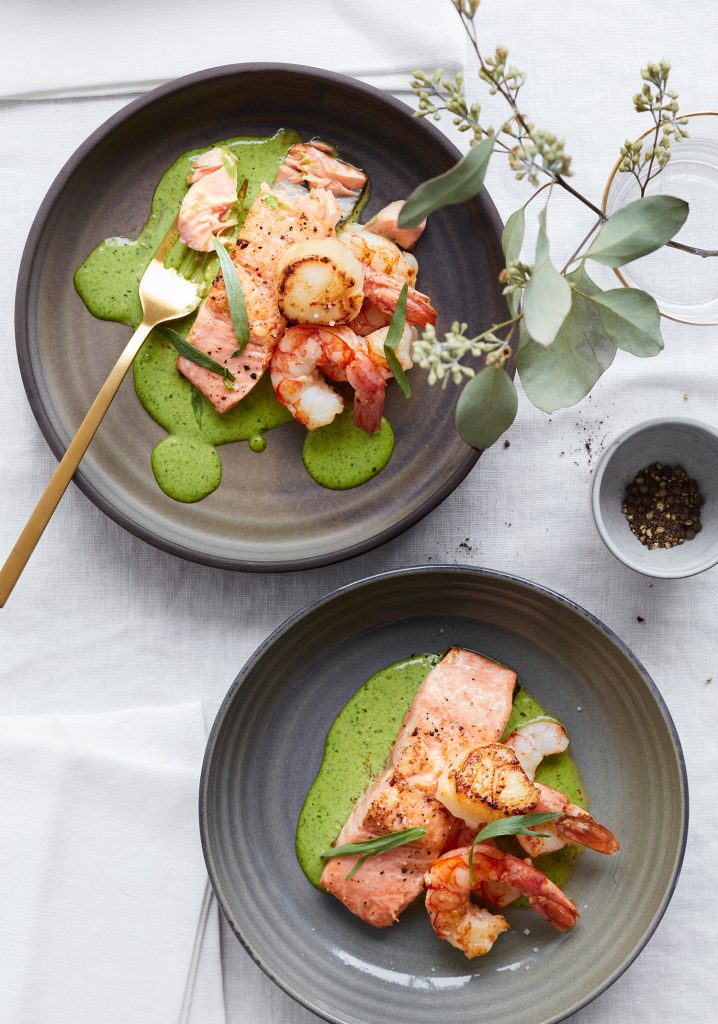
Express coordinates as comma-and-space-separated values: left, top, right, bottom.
298, 647, 619, 960
75, 134, 437, 502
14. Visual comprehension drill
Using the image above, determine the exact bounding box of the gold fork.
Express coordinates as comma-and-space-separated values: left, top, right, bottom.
0, 218, 202, 606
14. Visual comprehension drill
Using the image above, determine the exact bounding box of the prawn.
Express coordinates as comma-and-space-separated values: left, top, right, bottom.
505, 723, 620, 857
270, 324, 386, 432
363, 266, 437, 327
365, 200, 426, 251
425, 844, 578, 959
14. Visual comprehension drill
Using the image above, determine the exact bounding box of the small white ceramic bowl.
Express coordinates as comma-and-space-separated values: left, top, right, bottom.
592, 418, 718, 578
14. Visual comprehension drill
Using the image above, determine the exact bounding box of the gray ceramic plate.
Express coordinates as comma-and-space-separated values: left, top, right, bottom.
15, 63, 507, 571
200, 565, 687, 1024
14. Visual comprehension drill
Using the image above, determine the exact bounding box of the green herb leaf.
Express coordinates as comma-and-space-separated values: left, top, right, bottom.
468, 812, 563, 885
190, 384, 204, 428
210, 236, 250, 352
522, 207, 572, 346
584, 287, 663, 357
456, 364, 517, 449
585, 195, 689, 267
516, 265, 615, 412
502, 206, 525, 265
398, 135, 494, 229
320, 826, 426, 880
383, 281, 411, 398
157, 325, 235, 383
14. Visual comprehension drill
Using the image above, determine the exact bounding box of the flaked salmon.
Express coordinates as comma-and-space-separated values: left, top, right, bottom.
320, 648, 517, 927
177, 183, 338, 411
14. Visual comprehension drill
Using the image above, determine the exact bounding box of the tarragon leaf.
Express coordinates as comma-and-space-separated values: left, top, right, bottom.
157, 325, 235, 383
210, 236, 250, 352
383, 281, 411, 398
468, 812, 563, 885
320, 826, 426, 880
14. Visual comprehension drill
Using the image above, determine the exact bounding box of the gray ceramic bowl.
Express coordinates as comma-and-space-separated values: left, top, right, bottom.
592, 417, 718, 578
15, 63, 507, 572
200, 565, 687, 1024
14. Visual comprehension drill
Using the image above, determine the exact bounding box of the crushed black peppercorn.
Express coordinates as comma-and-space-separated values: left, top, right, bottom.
622, 463, 703, 549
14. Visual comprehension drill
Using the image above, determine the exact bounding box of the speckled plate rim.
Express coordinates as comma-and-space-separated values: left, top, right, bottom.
199, 563, 689, 1024
14, 62, 503, 574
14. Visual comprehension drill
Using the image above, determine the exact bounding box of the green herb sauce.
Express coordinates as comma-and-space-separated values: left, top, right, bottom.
302, 410, 394, 489
296, 655, 587, 896
74, 129, 387, 501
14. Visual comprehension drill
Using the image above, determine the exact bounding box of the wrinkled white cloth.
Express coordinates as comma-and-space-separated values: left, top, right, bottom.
0, 1, 717, 1022
0, 705, 225, 1024
0, 0, 463, 99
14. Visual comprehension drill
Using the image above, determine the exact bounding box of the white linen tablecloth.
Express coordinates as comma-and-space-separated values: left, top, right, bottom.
1, 2, 717, 1021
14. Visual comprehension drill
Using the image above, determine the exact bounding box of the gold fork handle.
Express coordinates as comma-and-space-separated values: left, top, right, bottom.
0, 320, 154, 607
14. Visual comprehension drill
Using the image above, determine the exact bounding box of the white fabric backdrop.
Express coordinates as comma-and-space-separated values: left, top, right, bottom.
1, 1, 717, 1021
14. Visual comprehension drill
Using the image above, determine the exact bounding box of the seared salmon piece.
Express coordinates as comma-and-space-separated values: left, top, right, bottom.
178, 184, 337, 411
320, 648, 517, 927
178, 146, 238, 252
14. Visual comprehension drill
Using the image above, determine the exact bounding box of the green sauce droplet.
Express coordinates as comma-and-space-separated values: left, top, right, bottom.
302, 410, 394, 490
151, 436, 221, 503
249, 434, 267, 453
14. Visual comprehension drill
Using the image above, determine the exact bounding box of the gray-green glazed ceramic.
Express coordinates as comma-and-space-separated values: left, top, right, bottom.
15, 63, 507, 571
200, 565, 687, 1024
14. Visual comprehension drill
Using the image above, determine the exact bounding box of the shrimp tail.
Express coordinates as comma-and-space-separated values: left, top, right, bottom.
363, 266, 437, 327
556, 813, 621, 855
536, 783, 620, 855
346, 352, 386, 433
496, 851, 579, 931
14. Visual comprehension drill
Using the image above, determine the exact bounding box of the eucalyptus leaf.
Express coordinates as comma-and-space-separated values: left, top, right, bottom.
398, 136, 494, 229
516, 265, 616, 412
210, 236, 250, 351
383, 282, 411, 398
501, 206, 525, 264
586, 288, 663, 357
585, 195, 689, 267
522, 209, 572, 346
456, 364, 518, 449
501, 207, 526, 316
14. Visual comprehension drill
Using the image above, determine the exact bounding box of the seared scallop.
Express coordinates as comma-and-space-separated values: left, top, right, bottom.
436, 743, 540, 830
275, 238, 365, 324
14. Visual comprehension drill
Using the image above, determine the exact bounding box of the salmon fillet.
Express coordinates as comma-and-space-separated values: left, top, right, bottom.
177, 184, 334, 411
320, 648, 518, 927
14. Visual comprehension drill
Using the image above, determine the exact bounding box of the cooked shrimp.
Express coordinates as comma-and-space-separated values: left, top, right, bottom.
339, 225, 418, 285
178, 146, 238, 252
275, 238, 365, 325
270, 324, 386, 432
365, 200, 427, 251
363, 266, 437, 327
425, 844, 578, 958
364, 323, 415, 380
505, 722, 620, 857
505, 721, 569, 781
276, 142, 367, 198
